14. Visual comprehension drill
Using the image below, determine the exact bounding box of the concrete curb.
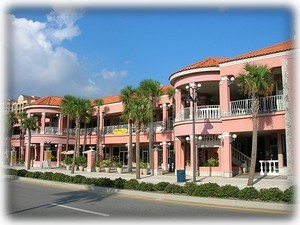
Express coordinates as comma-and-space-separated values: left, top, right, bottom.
11, 176, 294, 213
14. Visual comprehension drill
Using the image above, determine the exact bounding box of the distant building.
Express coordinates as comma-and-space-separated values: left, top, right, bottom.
3, 94, 40, 114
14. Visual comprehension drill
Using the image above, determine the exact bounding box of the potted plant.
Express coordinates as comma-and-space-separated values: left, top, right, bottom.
64, 157, 72, 170
76, 156, 87, 171
114, 161, 123, 174
103, 159, 112, 173
140, 162, 149, 175
95, 160, 102, 172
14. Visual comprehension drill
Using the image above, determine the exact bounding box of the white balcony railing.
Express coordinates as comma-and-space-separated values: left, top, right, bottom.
259, 160, 279, 176
44, 126, 58, 134
230, 95, 284, 116
175, 105, 220, 122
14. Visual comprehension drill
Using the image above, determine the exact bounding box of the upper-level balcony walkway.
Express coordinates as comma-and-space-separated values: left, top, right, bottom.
175, 94, 285, 122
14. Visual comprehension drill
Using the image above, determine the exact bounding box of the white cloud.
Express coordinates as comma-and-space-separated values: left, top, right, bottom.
8, 10, 101, 99
101, 69, 128, 80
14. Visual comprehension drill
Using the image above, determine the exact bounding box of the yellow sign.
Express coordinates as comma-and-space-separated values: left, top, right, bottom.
45, 151, 52, 160
113, 128, 128, 135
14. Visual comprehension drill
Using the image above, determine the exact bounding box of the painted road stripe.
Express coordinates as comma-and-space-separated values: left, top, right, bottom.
51, 203, 110, 217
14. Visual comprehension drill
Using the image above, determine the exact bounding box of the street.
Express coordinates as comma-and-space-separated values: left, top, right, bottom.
5, 179, 291, 220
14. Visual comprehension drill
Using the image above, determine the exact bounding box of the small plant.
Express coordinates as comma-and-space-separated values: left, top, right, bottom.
75, 156, 87, 166
140, 162, 149, 169
204, 157, 219, 167
114, 161, 123, 168
64, 157, 72, 165
95, 160, 101, 167
102, 159, 112, 167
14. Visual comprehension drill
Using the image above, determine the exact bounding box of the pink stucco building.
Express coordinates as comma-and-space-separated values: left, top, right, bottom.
10, 40, 295, 177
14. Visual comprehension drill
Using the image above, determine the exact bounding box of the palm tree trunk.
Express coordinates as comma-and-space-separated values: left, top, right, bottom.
136, 125, 141, 179
26, 129, 31, 170
83, 123, 87, 152
71, 119, 80, 174
247, 97, 259, 186
66, 116, 70, 152
128, 121, 133, 172
96, 110, 100, 161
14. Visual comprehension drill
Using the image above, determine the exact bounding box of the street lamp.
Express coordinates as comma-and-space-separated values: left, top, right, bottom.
185, 82, 201, 182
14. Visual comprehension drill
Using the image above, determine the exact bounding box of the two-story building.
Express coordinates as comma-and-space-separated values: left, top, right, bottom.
10, 39, 295, 177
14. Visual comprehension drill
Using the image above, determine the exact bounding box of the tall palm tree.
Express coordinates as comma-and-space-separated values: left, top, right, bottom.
94, 98, 104, 161
61, 96, 91, 174
21, 116, 38, 170
236, 63, 274, 186
120, 86, 136, 172
129, 98, 152, 179
137, 79, 163, 173
18, 112, 27, 160
6, 111, 17, 164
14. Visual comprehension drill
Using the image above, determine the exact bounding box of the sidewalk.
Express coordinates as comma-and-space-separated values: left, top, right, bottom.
8, 165, 293, 191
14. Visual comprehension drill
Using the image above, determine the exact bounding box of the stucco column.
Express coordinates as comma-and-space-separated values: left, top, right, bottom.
25, 143, 30, 168
86, 150, 96, 172
58, 114, 63, 135
99, 144, 104, 161
56, 144, 62, 167
161, 142, 168, 171
153, 148, 159, 175
40, 143, 45, 167
162, 103, 168, 130
174, 138, 184, 174
175, 89, 182, 121
189, 134, 198, 178
221, 132, 233, 177
41, 112, 46, 134
99, 111, 104, 136
277, 132, 284, 170
219, 76, 231, 117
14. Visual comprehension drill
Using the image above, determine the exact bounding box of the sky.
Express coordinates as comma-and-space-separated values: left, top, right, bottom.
5, 5, 294, 100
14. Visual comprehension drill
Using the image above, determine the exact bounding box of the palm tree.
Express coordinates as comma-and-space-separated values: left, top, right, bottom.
120, 86, 136, 172
21, 116, 38, 170
6, 111, 17, 164
236, 63, 274, 186
61, 96, 91, 174
18, 112, 27, 160
82, 101, 92, 152
129, 98, 152, 179
137, 79, 163, 173
94, 98, 104, 161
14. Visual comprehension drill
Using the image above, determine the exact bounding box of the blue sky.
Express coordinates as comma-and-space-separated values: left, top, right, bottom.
7, 7, 293, 100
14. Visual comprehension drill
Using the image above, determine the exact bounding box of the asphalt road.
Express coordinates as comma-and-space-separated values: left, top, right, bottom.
5, 179, 292, 220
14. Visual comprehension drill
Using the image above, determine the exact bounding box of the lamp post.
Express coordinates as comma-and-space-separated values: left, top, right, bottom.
185, 83, 201, 182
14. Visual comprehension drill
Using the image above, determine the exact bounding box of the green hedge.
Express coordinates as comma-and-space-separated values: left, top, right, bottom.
7, 169, 294, 203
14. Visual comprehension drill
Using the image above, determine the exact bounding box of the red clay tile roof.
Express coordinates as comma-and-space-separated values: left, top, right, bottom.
26, 96, 62, 107
222, 40, 295, 63
179, 57, 229, 72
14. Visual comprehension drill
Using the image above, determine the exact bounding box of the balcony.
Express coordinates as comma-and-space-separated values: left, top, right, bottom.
230, 95, 284, 116
175, 105, 220, 122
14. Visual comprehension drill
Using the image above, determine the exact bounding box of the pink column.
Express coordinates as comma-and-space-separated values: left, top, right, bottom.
162, 142, 168, 171
56, 144, 62, 167
99, 111, 104, 136
99, 144, 104, 161
189, 135, 198, 177
175, 138, 184, 173
58, 114, 63, 135
86, 150, 96, 172
41, 112, 46, 134
162, 103, 168, 130
277, 132, 284, 169
221, 132, 233, 177
175, 89, 182, 120
219, 76, 231, 117
153, 148, 159, 175
25, 143, 30, 168
40, 143, 45, 167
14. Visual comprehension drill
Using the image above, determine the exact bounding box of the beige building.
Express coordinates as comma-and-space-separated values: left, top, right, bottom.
4, 94, 40, 113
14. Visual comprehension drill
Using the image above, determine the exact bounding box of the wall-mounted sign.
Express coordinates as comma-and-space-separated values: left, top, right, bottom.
113, 128, 127, 135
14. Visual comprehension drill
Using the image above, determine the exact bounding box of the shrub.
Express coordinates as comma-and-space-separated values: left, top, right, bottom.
72, 175, 86, 184
25, 171, 43, 179
238, 187, 259, 200
192, 183, 220, 197
217, 185, 240, 198
113, 177, 126, 189
282, 186, 295, 203
124, 179, 140, 190
40, 172, 54, 180
259, 188, 283, 202
183, 182, 198, 196
139, 182, 155, 192
94, 177, 113, 187
7, 169, 18, 175
75, 156, 87, 166
64, 157, 73, 165
164, 184, 184, 194
16, 169, 28, 177
52, 173, 72, 183
155, 182, 170, 192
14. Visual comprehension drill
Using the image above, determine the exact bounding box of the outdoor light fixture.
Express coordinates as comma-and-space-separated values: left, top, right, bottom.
184, 82, 201, 182
218, 133, 238, 144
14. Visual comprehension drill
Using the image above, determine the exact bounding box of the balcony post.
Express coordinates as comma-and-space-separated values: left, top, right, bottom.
58, 113, 63, 135
219, 76, 231, 117
221, 132, 233, 177
162, 103, 168, 130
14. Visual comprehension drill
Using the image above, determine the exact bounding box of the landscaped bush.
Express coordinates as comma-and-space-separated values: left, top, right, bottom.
72, 175, 87, 184
282, 186, 295, 203
51, 173, 72, 182
217, 184, 240, 198
259, 188, 283, 202
192, 183, 220, 197
183, 182, 198, 196
238, 187, 259, 200
40, 172, 54, 180
124, 179, 140, 190
164, 184, 184, 194
113, 177, 126, 189
25, 171, 43, 179
155, 182, 170, 192
94, 177, 113, 187
138, 182, 155, 192
16, 169, 28, 177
